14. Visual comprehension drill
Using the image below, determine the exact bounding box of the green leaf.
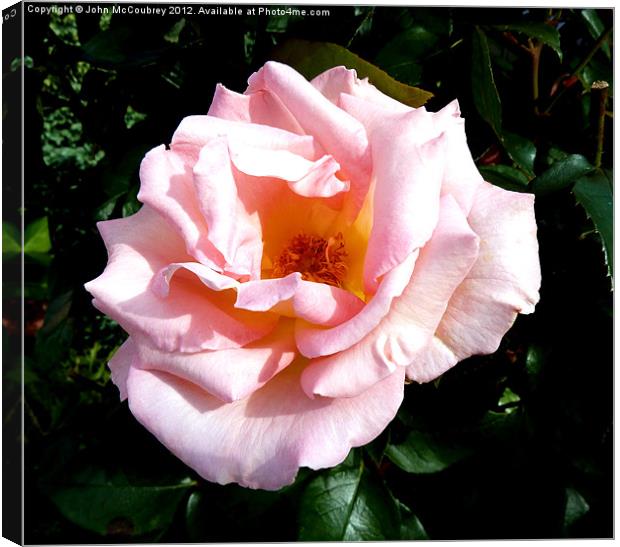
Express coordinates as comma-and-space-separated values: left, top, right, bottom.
479, 164, 529, 192
24, 217, 52, 265
94, 195, 120, 221
493, 22, 562, 60
45, 466, 196, 537
498, 387, 520, 413
385, 431, 473, 474
102, 144, 151, 198
2, 221, 21, 259
298, 463, 400, 541
501, 131, 536, 177
525, 345, 545, 391
164, 18, 186, 43
471, 27, 502, 135
375, 26, 439, 85
82, 27, 131, 64
124, 105, 147, 129
39, 291, 73, 337
397, 501, 429, 540
564, 488, 590, 529
273, 39, 432, 108
530, 154, 594, 196
581, 9, 611, 59
573, 169, 613, 280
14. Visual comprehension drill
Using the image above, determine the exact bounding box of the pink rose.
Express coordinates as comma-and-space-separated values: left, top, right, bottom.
85, 61, 541, 490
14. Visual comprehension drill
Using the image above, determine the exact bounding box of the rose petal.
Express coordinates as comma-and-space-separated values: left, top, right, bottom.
126, 358, 405, 490
295, 250, 417, 358
407, 182, 541, 382
236, 273, 365, 326
132, 320, 297, 403
302, 195, 479, 397
247, 61, 372, 216
193, 138, 263, 278
433, 100, 485, 215
171, 114, 317, 159
153, 264, 364, 327
208, 83, 306, 135
311, 66, 412, 115
228, 143, 349, 198
84, 206, 276, 353
108, 338, 138, 401
137, 145, 225, 270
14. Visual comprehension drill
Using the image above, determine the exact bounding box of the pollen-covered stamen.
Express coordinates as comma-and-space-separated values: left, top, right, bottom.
272, 232, 348, 287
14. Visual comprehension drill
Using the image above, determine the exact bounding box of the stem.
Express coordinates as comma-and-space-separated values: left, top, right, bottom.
592, 80, 609, 168
530, 42, 543, 115
543, 26, 613, 115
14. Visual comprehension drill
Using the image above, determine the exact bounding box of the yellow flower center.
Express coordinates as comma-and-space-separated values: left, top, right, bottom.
272, 232, 348, 288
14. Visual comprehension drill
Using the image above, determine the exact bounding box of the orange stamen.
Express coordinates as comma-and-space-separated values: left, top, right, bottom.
272, 232, 348, 288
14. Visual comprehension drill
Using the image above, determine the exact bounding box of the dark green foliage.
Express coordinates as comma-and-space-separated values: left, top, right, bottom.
15, 6, 612, 543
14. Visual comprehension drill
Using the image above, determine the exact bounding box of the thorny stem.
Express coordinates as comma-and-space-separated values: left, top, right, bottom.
592, 80, 609, 168
543, 26, 613, 115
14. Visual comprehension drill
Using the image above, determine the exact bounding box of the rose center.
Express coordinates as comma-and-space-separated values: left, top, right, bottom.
272, 232, 347, 288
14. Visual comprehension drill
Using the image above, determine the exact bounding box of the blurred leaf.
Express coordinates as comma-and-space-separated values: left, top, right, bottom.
82, 28, 131, 64
10, 55, 33, 71
2, 221, 21, 259
46, 466, 196, 537
124, 105, 147, 129
581, 9, 611, 59
298, 462, 400, 540
24, 217, 52, 265
502, 131, 536, 177
39, 291, 72, 337
493, 22, 562, 60
375, 26, 439, 85
479, 164, 529, 192
530, 154, 594, 196
102, 145, 151, 198
50, 12, 80, 46
397, 501, 429, 540
121, 185, 141, 217
564, 488, 590, 529
273, 39, 432, 107
364, 429, 390, 467
94, 195, 120, 221
525, 345, 545, 391
471, 27, 502, 136
164, 18, 186, 43
498, 387, 520, 413
573, 169, 613, 280
385, 431, 473, 474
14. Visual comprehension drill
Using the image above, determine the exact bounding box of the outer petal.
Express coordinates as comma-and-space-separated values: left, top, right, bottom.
433, 100, 484, 215
311, 66, 412, 115
132, 320, 297, 403
295, 250, 417, 358
171, 114, 317, 159
126, 358, 405, 490
302, 196, 479, 398
247, 61, 372, 216
137, 145, 224, 270
407, 182, 541, 382
344, 96, 446, 292
84, 206, 276, 353
108, 338, 138, 401
208, 83, 306, 135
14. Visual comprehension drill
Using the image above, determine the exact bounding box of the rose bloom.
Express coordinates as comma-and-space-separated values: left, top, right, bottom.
85, 61, 540, 490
